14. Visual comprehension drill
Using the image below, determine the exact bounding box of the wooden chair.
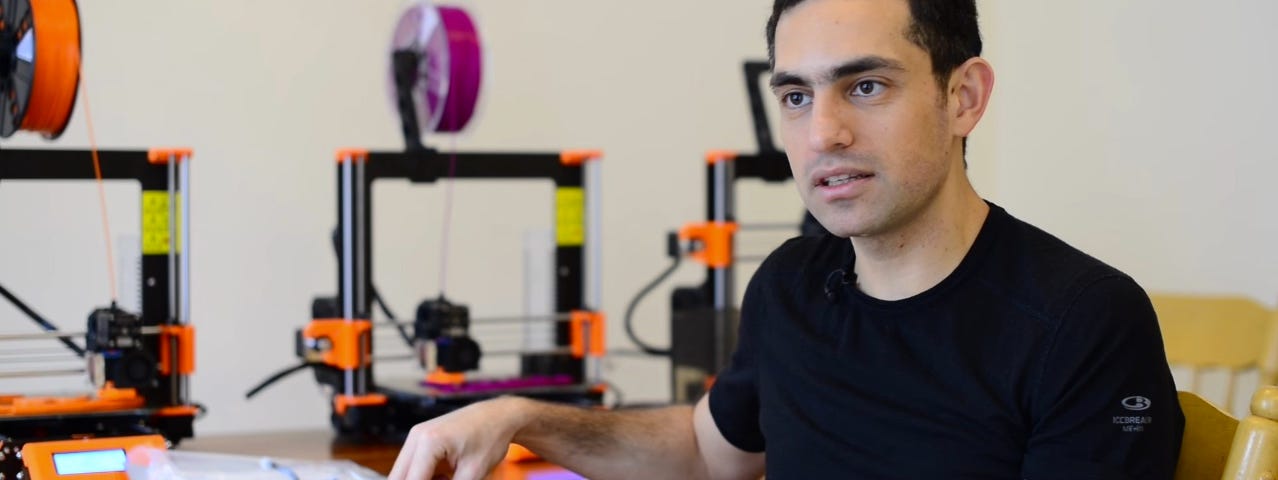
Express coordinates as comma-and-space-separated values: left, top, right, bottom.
1150, 294, 1278, 412
1177, 386, 1278, 479
1177, 390, 1239, 479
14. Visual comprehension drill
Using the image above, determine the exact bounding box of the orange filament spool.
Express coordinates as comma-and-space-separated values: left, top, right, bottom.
0, 0, 81, 138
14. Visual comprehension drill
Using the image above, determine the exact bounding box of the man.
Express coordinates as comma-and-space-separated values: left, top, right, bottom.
389, 0, 1184, 478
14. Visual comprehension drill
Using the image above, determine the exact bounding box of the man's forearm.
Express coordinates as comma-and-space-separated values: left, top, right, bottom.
509, 398, 709, 480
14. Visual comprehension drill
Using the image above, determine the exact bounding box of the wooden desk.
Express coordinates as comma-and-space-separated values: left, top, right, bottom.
180, 430, 580, 479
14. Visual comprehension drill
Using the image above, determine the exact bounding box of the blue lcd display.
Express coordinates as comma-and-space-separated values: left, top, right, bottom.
51, 449, 127, 475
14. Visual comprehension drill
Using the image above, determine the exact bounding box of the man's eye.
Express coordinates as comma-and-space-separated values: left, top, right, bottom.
852, 81, 885, 97
784, 92, 812, 108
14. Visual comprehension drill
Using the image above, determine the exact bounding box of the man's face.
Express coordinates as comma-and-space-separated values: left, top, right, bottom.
772, 0, 959, 238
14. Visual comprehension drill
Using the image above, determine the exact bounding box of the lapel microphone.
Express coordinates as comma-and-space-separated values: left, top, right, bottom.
825, 268, 853, 302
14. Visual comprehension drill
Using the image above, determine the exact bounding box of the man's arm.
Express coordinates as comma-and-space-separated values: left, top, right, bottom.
1021, 275, 1184, 480
392, 244, 776, 480
517, 394, 764, 480
388, 394, 764, 480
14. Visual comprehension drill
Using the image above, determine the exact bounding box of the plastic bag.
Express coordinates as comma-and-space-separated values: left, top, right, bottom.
125, 447, 386, 480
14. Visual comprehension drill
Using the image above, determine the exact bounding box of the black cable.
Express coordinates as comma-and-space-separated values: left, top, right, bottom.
601, 380, 625, 409
331, 226, 415, 348
622, 233, 683, 356
244, 363, 312, 399
0, 281, 85, 357
371, 287, 415, 347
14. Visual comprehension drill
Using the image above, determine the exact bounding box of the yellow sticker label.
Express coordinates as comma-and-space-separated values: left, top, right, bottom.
555, 187, 585, 247
142, 191, 181, 255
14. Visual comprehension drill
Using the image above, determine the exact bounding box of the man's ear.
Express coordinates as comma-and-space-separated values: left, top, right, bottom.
948, 57, 995, 138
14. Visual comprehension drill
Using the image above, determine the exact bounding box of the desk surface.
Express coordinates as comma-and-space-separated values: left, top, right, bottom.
180, 430, 579, 479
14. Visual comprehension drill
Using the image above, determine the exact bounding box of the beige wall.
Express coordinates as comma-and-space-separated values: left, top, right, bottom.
0, 0, 1273, 434
982, 0, 1278, 304
979, 0, 1278, 415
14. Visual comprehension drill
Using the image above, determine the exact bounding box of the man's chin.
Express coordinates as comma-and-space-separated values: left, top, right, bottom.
812, 214, 873, 239
806, 199, 881, 238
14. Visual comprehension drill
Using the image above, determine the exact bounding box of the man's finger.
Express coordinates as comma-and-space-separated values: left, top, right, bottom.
451, 460, 486, 480
405, 437, 442, 480
388, 432, 419, 480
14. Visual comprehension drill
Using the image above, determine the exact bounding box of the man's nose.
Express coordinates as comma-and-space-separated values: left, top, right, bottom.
807, 95, 854, 153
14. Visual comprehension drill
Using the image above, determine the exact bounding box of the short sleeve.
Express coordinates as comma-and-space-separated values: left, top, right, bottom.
1022, 275, 1184, 480
708, 268, 768, 453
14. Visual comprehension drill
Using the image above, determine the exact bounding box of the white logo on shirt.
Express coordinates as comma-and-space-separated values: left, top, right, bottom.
1122, 396, 1151, 411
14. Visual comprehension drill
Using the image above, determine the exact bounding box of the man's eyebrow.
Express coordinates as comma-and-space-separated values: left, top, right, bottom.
770, 56, 907, 89
830, 56, 906, 80
769, 71, 808, 89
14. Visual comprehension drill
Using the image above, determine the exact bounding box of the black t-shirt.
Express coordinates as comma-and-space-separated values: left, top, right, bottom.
709, 203, 1184, 479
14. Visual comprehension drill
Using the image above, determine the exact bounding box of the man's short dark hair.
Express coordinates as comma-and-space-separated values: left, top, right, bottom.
766, 0, 982, 90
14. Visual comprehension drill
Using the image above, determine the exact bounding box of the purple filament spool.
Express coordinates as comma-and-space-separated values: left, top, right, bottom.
435, 6, 482, 133
387, 2, 483, 135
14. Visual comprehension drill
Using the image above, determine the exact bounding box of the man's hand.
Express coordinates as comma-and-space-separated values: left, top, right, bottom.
387, 394, 760, 480
388, 397, 528, 480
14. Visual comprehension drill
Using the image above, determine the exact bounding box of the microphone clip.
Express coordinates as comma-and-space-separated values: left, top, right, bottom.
824, 269, 851, 302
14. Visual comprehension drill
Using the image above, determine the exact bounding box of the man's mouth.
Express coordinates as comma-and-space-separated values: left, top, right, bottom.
819, 173, 873, 187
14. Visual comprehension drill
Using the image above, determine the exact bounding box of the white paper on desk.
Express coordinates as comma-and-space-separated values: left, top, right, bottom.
125, 448, 386, 480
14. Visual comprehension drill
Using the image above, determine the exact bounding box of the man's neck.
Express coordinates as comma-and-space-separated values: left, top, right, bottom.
849, 177, 989, 301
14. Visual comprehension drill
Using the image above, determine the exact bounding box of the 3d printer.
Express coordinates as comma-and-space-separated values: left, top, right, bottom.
623, 61, 818, 404
248, 1, 607, 439
0, 0, 199, 477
